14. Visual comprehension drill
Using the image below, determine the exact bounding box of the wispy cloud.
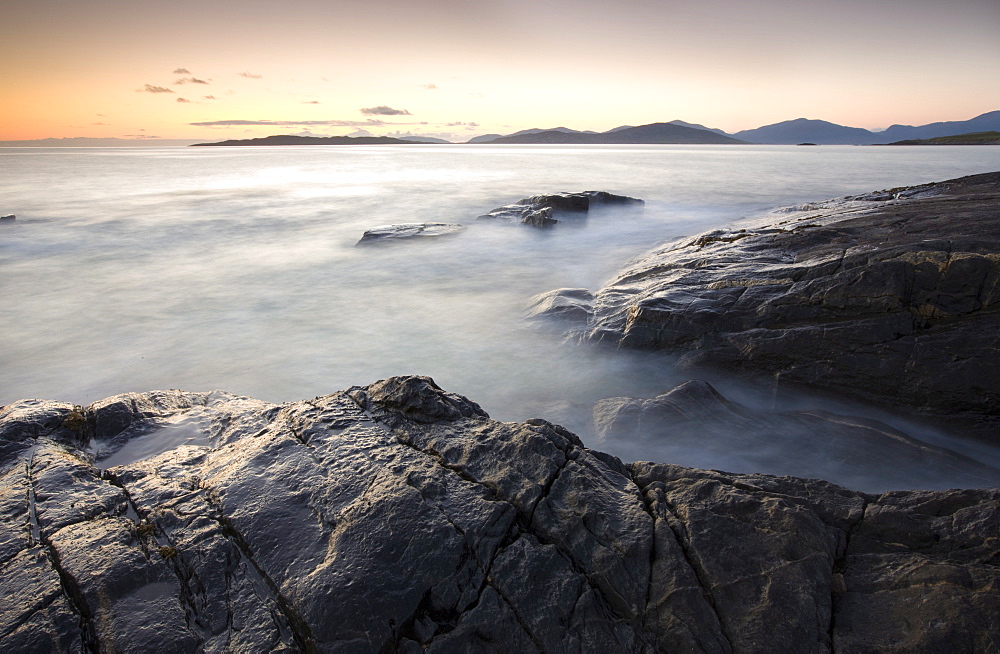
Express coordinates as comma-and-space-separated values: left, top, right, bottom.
124, 134, 162, 139
139, 84, 173, 94
173, 68, 191, 74
360, 105, 411, 116
177, 98, 191, 103
446, 121, 480, 127
302, 100, 321, 104
189, 119, 388, 127
92, 122, 108, 126
238, 72, 262, 79
422, 83, 438, 90
204, 95, 218, 100
175, 77, 209, 85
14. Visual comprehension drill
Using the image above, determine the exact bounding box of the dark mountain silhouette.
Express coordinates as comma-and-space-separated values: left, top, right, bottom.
878, 111, 1000, 142
667, 120, 731, 136
191, 134, 439, 146
733, 119, 883, 145
397, 135, 453, 144
466, 133, 505, 143
473, 122, 747, 144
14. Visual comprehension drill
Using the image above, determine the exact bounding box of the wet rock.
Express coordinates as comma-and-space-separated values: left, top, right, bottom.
0, 377, 996, 652
594, 380, 1000, 491
581, 172, 1000, 440
477, 191, 643, 227
356, 223, 464, 245
0, 215, 14, 222
524, 288, 594, 325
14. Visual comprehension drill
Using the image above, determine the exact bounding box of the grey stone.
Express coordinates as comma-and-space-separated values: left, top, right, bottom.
477, 191, 644, 227
356, 223, 465, 245
0, 377, 996, 652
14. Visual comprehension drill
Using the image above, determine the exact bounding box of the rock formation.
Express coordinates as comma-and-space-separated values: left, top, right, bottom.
356, 223, 464, 246
477, 191, 643, 227
533, 172, 1000, 440
1, 376, 997, 652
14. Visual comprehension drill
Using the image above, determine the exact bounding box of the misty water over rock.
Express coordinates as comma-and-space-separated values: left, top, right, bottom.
2, 376, 998, 652
355, 222, 465, 246
476, 191, 644, 227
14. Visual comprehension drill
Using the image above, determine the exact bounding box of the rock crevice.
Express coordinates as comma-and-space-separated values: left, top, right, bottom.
2, 377, 996, 651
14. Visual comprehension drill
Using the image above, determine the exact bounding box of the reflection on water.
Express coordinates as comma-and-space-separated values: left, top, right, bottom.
3, 144, 999, 489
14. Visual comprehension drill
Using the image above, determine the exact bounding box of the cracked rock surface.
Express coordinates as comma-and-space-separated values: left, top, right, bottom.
1, 376, 997, 652
535, 172, 1000, 439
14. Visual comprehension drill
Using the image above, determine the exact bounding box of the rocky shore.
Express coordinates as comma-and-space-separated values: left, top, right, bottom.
531, 172, 1000, 441
2, 173, 998, 652
2, 377, 998, 652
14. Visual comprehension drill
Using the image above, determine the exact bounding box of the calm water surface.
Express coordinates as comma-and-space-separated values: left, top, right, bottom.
2, 144, 998, 484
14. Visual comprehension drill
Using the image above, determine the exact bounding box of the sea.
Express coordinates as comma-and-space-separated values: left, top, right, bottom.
3, 144, 998, 487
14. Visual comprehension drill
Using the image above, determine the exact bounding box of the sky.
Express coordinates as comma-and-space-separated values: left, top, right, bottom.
3, 0, 999, 143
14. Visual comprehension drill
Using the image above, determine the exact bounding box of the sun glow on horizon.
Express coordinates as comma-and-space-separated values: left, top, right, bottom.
3, 0, 999, 142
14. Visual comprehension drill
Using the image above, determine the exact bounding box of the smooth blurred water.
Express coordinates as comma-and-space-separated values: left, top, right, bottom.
2, 144, 998, 483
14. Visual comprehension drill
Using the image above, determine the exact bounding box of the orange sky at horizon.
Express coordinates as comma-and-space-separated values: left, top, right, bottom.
3, 0, 999, 142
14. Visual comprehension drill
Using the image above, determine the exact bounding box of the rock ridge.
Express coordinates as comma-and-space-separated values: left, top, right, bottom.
531, 172, 1000, 440
1, 377, 997, 652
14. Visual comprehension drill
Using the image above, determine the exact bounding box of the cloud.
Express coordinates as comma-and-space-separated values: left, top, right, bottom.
92, 122, 108, 126
175, 77, 209, 85
302, 100, 321, 104
173, 68, 191, 74
204, 95, 217, 100
422, 83, 438, 90
238, 72, 262, 79
360, 105, 411, 116
124, 134, 162, 139
189, 119, 388, 127
177, 98, 191, 103
139, 84, 173, 94
346, 129, 374, 138
446, 121, 479, 127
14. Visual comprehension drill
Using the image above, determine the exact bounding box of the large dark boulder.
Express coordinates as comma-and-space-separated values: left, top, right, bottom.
477, 191, 643, 227
356, 223, 464, 245
568, 172, 1000, 440
1, 377, 997, 652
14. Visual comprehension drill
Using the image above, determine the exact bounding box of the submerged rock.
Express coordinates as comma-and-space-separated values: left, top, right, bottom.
477, 191, 643, 227
594, 379, 1000, 491
0, 214, 14, 222
356, 222, 464, 245
577, 172, 1000, 440
1, 376, 997, 652
524, 288, 594, 324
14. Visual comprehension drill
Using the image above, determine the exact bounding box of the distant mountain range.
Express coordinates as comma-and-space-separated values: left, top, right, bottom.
469, 122, 747, 145
190, 134, 428, 146
468, 111, 1000, 145
7, 111, 996, 148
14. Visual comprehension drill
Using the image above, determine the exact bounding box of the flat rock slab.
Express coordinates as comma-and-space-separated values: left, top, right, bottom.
356, 222, 464, 245
553, 172, 1000, 440
1, 376, 997, 652
477, 191, 643, 227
